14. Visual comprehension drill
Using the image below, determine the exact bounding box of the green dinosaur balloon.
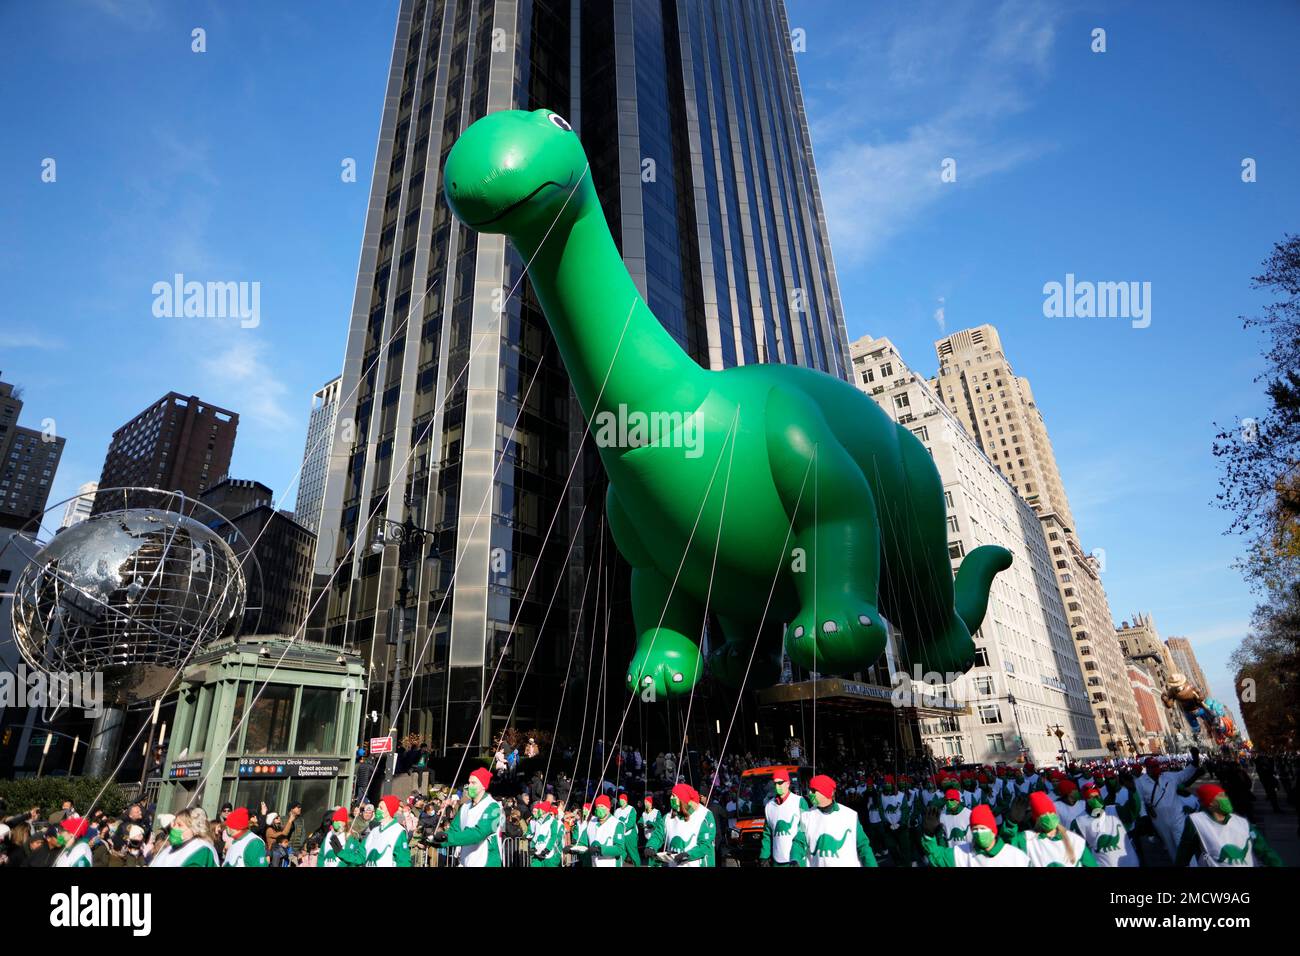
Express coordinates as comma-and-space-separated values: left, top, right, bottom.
444, 109, 1012, 699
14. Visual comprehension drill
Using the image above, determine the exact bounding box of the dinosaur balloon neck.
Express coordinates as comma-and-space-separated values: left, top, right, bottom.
509, 193, 707, 422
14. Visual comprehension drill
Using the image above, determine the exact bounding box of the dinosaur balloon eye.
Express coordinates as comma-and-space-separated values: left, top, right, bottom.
548, 113, 573, 132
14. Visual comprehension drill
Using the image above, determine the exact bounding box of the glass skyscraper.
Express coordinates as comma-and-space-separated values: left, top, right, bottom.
311, 0, 850, 757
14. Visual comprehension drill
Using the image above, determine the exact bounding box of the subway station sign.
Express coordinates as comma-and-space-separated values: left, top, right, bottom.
237, 757, 342, 779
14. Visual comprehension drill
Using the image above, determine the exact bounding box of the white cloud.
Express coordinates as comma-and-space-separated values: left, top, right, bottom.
0, 329, 65, 350
199, 336, 295, 432
806, 0, 1063, 265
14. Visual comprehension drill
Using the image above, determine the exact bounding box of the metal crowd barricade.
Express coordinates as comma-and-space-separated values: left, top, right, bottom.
409, 834, 533, 867
499, 835, 530, 867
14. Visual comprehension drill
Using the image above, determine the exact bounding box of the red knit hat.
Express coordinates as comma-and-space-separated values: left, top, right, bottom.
60, 816, 89, 838
772, 768, 790, 783
643, 795, 654, 805
970, 804, 997, 832
1082, 787, 1101, 801
544, 801, 559, 816
883, 774, 896, 786
1029, 792, 1057, 820
671, 783, 697, 807
1024, 762, 1035, 772
1196, 784, 1226, 810
379, 794, 400, 818
332, 806, 349, 824
593, 795, 611, 811
944, 788, 961, 801
582, 802, 592, 812
1056, 779, 1078, 797
469, 767, 492, 789
225, 807, 250, 831
808, 774, 836, 800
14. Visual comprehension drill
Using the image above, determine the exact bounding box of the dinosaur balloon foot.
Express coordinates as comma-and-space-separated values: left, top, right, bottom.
708, 641, 781, 689
784, 598, 888, 674
625, 630, 702, 701
914, 614, 976, 674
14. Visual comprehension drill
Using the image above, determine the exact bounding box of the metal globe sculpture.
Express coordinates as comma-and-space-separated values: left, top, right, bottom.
11, 507, 246, 680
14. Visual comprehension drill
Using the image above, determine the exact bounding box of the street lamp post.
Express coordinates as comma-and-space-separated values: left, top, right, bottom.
1004, 693, 1028, 763
1047, 723, 1069, 766
372, 510, 433, 787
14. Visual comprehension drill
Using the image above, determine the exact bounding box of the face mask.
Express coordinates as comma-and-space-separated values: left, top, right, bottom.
1087, 798, 1104, 817
595, 807, 609, 821
670, 796, 681, 813
1037, 813, 1059, 833
376, 806, 389, 823
618, 799, 627, 808
946, 800, 960, 813
466, 782, 482, 800
973, 828, 995, 851
1214, 796, 1233, 816
168, 827, 184, 847
56, 833, 69, 848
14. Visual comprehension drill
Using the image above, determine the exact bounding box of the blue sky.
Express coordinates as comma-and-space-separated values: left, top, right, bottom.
3, 1, 1297, 735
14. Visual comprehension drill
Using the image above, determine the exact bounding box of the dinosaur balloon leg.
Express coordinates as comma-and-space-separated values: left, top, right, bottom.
443, 109, 1013, 698
764, 386, 890, 672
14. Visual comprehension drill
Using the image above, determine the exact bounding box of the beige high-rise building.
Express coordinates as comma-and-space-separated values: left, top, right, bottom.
1165, 636, 1211, 698
1116, 612, 1175, 684
932, 325, 1142, 754
1116, 613, 1183, 748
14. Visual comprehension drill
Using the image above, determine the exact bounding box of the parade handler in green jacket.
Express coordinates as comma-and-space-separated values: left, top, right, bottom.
642, 795, 666, 866
529, 800, 563, 867
1001, 792, 1096, 867
221, 807, 268, 867
364, 795, 412, 867
656, 784, 716, 867
759, 768, 808, 866
800, 774, 877, 867
614, 789, 640, 866
572, 795, 628, 867
433, 768, 503, 867
318, 806, 365, 867
1174, 784, 1283, 867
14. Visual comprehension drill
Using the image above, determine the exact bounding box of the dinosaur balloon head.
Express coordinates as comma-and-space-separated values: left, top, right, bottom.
444, 109, 593, 238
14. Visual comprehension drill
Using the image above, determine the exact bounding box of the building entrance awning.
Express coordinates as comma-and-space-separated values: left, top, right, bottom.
757, 678, 966, 717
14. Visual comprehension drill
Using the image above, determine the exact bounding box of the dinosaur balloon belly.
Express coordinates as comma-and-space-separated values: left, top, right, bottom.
444, 108, 1014, 701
